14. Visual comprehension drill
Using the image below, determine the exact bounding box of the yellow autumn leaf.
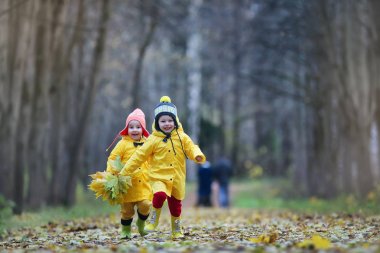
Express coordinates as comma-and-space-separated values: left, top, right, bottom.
88, 179, 106, 197
311, 235, 331, 249
249, 232, 278, 244
249, 236, 265, 243
297, 235, 331, 249
89, 171, 107, 180
362, 242, 370, 248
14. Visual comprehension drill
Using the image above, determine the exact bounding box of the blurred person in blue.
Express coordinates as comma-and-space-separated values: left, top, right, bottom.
213, 156, 233, 208
196, 161, 213, 207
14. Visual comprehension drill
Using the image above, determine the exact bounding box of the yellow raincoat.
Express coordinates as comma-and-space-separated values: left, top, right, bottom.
121, 121, 206, 200
107, 136, 152, 202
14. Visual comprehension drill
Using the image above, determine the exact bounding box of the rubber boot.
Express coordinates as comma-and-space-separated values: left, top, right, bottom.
145, 207, 161, 232
136, 218, 148, 236
171, 216, 184, 239
120, 225, 131, 239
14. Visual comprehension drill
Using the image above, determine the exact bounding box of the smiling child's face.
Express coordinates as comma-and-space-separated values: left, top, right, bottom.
128, 120, 143, 141
158, 115, 175, 134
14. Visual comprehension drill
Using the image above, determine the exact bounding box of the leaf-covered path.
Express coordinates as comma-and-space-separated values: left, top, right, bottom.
1, 208, 380, 252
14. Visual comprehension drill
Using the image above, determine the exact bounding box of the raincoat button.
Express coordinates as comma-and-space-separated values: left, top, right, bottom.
138, 167, 141, 170
139, 180, 141, 182
168, 150, 171, 152
170, 164, 172, 166
170, 178, 172, 181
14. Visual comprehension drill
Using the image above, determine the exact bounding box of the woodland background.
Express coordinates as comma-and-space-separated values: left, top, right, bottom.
1, 0, 380, 214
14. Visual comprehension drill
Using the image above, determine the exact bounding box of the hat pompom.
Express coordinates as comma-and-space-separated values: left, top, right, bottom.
160, 96, 171, 103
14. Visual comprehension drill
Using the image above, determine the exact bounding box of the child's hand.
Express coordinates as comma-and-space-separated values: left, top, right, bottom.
195, 156, 203, 162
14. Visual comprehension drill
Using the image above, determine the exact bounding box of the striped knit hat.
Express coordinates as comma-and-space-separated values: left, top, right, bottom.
154, 96, 178, 129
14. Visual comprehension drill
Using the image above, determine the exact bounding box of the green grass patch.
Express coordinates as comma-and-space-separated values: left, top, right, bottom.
0, 195, 13, 235
3, 185, 118, 230
232, 178, 380, 214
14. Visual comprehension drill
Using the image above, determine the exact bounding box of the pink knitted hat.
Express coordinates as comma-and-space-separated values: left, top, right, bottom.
119, 108, 149, 137
106, 108, 149, 152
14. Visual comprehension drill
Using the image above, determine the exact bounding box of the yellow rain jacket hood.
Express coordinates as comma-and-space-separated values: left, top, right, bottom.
107, 135, 152, 202
121, 118, 206, 200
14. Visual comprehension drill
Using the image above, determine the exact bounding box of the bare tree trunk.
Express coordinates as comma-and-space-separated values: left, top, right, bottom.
341, 0, 375, 196
292, 76, 308, 195
64, 0, 110, 206
230, 0, 243, 175
308, 104, 339, 197
220, 100, 228, 156
48, 0, 84, 206
131, 1, 158, 108
12, 0, 36, 213
14, 81, 29, 214
26, 0, 49, 209
0, 0, 20, 200
186, 0, 203, 181
308, 0, 376, 197
369, 0, 380, 186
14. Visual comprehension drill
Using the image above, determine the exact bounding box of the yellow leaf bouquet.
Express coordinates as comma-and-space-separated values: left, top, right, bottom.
88, 156, 132, 205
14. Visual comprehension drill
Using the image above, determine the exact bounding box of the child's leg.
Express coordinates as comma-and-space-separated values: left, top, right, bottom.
137, 199, 151, 216
136, 199, 150, 236
152, 191, 167, 208
145, 191, 167, 231
167, 195, 181, 217
167, 195, 184, 239
121, 202, 136, 220
120, 202, 135, 239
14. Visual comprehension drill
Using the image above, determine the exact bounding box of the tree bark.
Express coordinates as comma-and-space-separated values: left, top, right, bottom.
131, 1, 158, 108
64, 0, 110, 206
26, 0, 49, 209
0, 0, 20, 201
12, 0, 35, 213
186, 0, 203, 181
230, 0, 243, 175
48, 0, 85, 206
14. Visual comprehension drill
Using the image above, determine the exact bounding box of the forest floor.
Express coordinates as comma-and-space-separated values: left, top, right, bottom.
1, 207, 380, 252
1, 181, 380, 252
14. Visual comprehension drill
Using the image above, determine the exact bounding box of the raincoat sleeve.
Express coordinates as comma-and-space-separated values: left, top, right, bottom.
106, 140, 126, 173
182, 133, 206, 163
120, 136, 155, 176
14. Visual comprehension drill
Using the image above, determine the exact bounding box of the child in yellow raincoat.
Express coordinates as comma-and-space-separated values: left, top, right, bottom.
120, 96, 206, 239
106, 108, 152, 239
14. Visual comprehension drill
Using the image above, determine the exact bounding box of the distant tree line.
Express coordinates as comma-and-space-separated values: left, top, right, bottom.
0, 0, 379, 213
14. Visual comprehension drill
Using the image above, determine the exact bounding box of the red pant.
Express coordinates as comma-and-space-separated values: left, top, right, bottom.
152, 192, 182, 217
